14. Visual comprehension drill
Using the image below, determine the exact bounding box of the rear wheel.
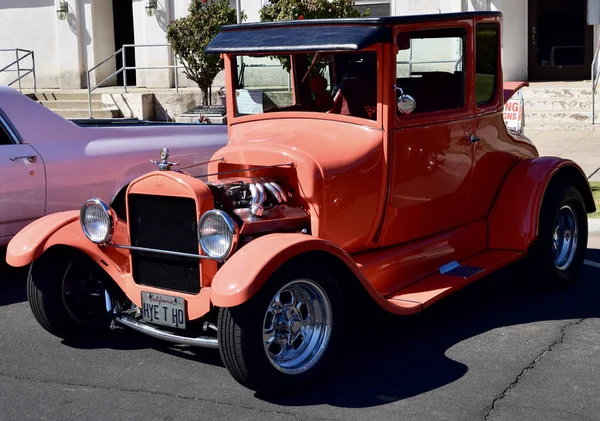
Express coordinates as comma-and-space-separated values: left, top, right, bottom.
528, 184, 588, 284
27, 247, 110, 339
217, 263, 344, 393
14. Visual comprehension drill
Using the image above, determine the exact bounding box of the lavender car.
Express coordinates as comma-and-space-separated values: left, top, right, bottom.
0, 87, 227, 246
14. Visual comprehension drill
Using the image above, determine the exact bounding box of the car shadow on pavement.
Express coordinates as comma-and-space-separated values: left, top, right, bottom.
60, 330, 226, 367
2, 248, 600, 407
0, 247, 29, 307
259, 251, 600, 408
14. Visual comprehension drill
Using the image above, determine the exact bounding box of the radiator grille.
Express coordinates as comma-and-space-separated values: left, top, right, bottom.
128, 193, 200, 294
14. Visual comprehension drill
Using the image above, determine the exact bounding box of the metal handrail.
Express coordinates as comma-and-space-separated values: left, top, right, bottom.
0, 48, 36, 93
87, 43, 183, 118
238, 62, 292, 91
592, 39, 600, 124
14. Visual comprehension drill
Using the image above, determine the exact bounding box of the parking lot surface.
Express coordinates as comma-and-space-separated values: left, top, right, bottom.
1, 238, 600, 420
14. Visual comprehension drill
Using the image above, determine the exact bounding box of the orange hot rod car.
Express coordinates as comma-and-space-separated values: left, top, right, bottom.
6, 12, 595, 393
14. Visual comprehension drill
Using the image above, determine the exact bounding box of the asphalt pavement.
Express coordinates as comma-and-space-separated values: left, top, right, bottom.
1, 239, 600, 421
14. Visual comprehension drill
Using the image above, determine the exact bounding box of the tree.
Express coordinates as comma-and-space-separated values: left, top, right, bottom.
167, 0, 243, 105
259, 0, 369, 71
260, 0, 368, 23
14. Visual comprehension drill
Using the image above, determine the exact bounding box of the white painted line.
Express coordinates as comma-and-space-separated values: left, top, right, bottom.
584, 259, 600, 269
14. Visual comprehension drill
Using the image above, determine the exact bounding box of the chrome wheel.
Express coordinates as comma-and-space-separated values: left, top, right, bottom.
553, 205, 579, 271
262, 279, 332, 375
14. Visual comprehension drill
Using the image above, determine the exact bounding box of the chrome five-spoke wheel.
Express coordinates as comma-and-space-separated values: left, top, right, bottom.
218, 263, 343, 393
262, 280, 332, 374
553, 205, 578, 271
529, 184, 587, 285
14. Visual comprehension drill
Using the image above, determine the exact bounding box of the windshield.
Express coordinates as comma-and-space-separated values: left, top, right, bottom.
230, 51, 378, 121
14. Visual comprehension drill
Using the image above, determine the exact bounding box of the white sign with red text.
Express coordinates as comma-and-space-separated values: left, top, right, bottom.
503, 99, 523, 132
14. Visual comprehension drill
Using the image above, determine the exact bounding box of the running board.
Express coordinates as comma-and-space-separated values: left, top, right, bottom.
386, 250, 523, 313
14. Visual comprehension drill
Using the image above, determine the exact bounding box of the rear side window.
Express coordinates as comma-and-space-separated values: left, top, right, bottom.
476, 23, 500, 106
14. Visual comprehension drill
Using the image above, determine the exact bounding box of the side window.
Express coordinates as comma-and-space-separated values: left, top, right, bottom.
395, 28, 465, 114
0, 122, 13, 146
475, 23, 499, 105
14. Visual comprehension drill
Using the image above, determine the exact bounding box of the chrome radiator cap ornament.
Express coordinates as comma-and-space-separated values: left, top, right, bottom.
151, 148, 180, 171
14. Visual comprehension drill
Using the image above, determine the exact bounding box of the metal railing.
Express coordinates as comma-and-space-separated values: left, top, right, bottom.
87, 44, 183, 118
0, 48, 36, 93
592, 39, 600, 124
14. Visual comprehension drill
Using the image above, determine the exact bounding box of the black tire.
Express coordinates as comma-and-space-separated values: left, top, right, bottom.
27, 247, 110, 340
217, 261, 344, 394
527, 183, 588, 284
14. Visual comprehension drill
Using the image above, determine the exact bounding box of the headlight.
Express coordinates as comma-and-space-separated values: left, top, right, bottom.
198, 210, 239, 260
80, 199, 116, 244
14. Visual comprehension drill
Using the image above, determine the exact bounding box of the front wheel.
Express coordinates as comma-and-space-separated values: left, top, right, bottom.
528, 184, 588, 284
27, 247, 110, 340
217, 263, 344, 393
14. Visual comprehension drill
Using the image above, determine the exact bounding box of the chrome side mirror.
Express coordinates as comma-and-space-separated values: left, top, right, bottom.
395, 86, 416, 115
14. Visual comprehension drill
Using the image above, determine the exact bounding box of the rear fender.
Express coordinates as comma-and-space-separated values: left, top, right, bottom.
488, 157, 594, 252
210, 233, 398, 311
503, 81, 528, 103
6, 211, 131, 277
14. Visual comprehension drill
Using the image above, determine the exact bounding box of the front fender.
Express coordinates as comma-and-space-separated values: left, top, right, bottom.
488, 157, 593, 252
211, 233, 386, 308
6, 210, 131, 273
6, 211, 80, 267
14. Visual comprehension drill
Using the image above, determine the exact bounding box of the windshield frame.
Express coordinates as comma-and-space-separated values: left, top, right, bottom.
223, 45, 384, 129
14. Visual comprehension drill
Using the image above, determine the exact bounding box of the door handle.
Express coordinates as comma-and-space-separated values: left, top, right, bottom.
469, 135, 481, 144
10, 155, 37, 162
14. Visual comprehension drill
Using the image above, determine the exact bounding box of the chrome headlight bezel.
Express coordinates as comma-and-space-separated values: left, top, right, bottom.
198, 210, 239, 260
80, 198, 117, 245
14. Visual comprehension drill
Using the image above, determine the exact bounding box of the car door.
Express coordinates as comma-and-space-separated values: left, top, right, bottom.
378, 26, 476, 247
467, 21, 532, 220
0, 112, 45, 241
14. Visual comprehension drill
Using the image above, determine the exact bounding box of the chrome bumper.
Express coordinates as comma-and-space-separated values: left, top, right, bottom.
112, 314, 219, 349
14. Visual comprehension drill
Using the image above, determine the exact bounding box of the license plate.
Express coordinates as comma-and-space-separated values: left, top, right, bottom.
141, 292, 186, 329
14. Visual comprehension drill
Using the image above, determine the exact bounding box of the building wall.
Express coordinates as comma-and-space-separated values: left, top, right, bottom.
0, 0, 594, 90
0, 0, 59, 88
490, 0, 527, 81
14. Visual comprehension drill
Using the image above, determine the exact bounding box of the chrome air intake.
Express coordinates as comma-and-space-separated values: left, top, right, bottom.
206, 179, 289, 216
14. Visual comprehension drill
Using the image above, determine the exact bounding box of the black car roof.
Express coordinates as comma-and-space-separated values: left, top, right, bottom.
205, 12, 501, 54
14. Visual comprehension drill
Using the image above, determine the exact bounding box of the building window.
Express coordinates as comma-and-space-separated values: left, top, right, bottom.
355, 0, 391, 17
475, 23, 499, 105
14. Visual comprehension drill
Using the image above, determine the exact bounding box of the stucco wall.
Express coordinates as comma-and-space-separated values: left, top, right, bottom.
89, 1, 116, 87
0, 0, 591, 92
0, 0, 59, 88
133, 0, 174, 88
490, 0, 527, 81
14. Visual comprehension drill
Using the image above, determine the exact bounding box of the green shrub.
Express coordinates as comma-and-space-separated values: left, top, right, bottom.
167, 0, 244, 105
259, 0, 368, 22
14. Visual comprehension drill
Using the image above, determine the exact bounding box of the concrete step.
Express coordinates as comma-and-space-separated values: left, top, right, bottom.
526, 110, 593, 124
524, 98, 592, 111
39, 100, 106, 110
522, 87, 592, 99
34, 91, 104, 102
525, 121, 598, 131
53, 109, 121, 119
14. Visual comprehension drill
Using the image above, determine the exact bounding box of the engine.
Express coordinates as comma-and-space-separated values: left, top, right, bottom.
206, 178, 309, 236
